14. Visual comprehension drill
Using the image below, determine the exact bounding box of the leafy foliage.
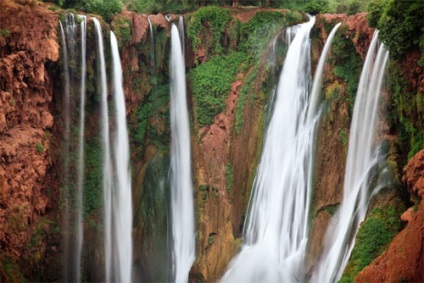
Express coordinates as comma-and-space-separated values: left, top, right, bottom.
369, 0, 424, 60
366, 0, 387, 27
388, 61, 424, 161
189, 52, 250, 127
340, 205, 403, 283
187, 6, 232, 58
303, 0, 331, 14
83, 138, 103, 216
111, 16, 131, 47
60, 0, 123, 22
234, 11, 302, 57
123, 0, 193, 14
331, 27, 362, 108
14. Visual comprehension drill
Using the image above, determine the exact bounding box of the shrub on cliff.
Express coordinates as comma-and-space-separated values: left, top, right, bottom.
368, 0, 424, 62
56, 0, 123, 22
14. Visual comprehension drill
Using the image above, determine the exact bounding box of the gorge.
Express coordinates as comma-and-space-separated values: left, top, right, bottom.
0, 0, 423, 282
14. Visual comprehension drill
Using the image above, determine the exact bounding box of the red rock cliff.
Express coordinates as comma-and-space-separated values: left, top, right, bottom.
0, 1, 59, 279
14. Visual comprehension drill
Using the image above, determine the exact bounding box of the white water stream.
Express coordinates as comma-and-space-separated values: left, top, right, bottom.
222, 19, 343, 283
93, 18, 113, 282
169, 24, 195, 283
75, 15, 87, 283
311, 31, 389, 283
110, 31, 133, 283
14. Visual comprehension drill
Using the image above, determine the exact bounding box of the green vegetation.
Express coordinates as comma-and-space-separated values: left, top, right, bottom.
187, 6, 232, 58
340, 129, 348, 148
367, 0, 424, 64
111, 16, 131, 47
340, 205, 403, 283
124, 0, 193, 14
234, 11, 302, 57
59, 0, 122, 22
303, 0, 332, 14
324, 204, 339, 216
331, 26, 362, 109
226, 163, 234, 195
133, 83, 170, 147
235, 66, 258, 133
83, 138, 103, 216
388, 61, 424, 161
0, 256, 27, 283
36, 143, 44, 154
0, 28, 10, 38
188, 52, 250, 127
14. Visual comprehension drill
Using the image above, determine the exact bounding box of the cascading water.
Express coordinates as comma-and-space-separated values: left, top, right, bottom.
148, 17, 155, 69
92, 18, 113, 282
110, 31, 133, 283
222, 17, 315, 283
75, 15, 87, 283
222, 19, 342, 283
169, 24, 195, 283
59, 18, 71, 281
59, 14, 80, 281
311, 31, 389, 283
178, 16, 185, 54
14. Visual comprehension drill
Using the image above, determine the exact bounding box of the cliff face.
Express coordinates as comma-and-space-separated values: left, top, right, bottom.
0, 1, 60, 280
356, 149, 424, 282
0, 2, 423, 282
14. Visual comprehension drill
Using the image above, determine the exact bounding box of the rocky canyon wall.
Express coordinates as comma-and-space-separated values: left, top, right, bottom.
0, 1, 423, 282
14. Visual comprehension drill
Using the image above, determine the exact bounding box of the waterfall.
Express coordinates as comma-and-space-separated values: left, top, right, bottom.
222, 17, 315, 282
110, 31, 133, 283
59, 14, 79, 281
59, 18, 71, 282
178, 16, 185, 54
92, 18, 113, 282
148, 17, 155, 70
222, 19, 343, 283
311, 31, 389, 283
75, 15, 87, 283
169, 24, 195, 283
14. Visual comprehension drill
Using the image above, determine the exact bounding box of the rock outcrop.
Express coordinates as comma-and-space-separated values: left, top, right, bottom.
0, 0, 59, 280
356, 149, 424, 282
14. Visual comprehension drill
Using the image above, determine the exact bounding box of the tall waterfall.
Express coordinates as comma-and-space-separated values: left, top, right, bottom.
59, 14, 80, 281
169, 24, 195, 283
93, 18, 113, 282
222, 19, 342, 283
111, 31, 133, 283
148, 16, 155, 69
75, 15, 87, 283
311, 31, 389, 282
178, 16, 185, 54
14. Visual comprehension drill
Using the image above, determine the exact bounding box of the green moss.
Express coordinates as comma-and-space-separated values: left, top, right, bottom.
226, 163, 234, 195
36, 143, 44, 154
189, 52, 250, 127
324, 204, 339, 216
340, 205, 403, 282
111, 16, 131, 47
0, 256, 27, 283
0, 28, 10, 38
83, 137, 103, 216
230, 11, 302, 57
331, 27, 362, 109
374, 0, 424, 60
388, 61, 424, 161
187, 6, 232, 58
339, 129, 348, 148
235, 66, 259, 133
